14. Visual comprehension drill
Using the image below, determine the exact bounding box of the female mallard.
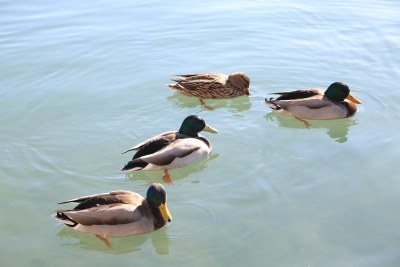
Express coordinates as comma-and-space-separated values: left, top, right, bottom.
54, 183, 172, 248
121, 115, 218, 183
265, 82, 362, 127
167, 72, 250, 109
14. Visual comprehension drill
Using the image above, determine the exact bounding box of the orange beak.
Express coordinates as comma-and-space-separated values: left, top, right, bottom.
346, 93, 362, 104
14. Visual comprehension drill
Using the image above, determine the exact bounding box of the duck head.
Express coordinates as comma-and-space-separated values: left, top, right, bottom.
228, 72, 250, 95
325, 82, 362, 104
147, 183, 172, 222
179, 115, 218, 137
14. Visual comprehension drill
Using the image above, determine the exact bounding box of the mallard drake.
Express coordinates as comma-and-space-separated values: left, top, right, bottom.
54, 183, 172, 247
265, 82, 362, 126
121, 115, 218, 183
167, 72, 250, 109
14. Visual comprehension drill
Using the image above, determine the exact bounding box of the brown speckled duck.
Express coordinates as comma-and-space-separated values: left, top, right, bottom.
54, 183, 172, 248
167, 72, 250, 109
265, 82, 362, 127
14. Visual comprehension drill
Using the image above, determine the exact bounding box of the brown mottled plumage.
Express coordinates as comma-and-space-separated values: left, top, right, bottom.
167, 72, 250, 99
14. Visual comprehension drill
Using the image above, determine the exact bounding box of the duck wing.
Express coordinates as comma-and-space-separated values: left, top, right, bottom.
56, 191, 146, 226
266, 89, 329, 110
273, 89, 321, 100
58, 190, 142, 208
176, 73, 224, 80
58, 203, 146, 226
171, 73, 227, 91
122, 131, 177, 156
139, 138, 203, 166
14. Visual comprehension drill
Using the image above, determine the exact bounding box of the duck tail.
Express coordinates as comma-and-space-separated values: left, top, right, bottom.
120, 159, 148, 172
166, 83, 180, 91
265, 98, 282, 110
121, 147, 136, 154
53, 211, 77, 227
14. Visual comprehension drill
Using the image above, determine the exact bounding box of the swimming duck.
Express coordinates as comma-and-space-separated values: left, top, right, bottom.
54, 183, 172, 248
121, 115, 218, 183
265, 82, 362, 127
167, 72, 250, 109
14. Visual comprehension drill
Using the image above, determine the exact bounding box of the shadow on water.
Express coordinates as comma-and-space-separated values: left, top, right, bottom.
265, 112, 358, 143
167, 92, 252, 113
56, 225, 170, 255
124, 154, 220, 185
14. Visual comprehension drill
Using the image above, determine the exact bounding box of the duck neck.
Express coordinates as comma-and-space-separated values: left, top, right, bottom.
149, 204, 166, 229
178, 126, 199, 137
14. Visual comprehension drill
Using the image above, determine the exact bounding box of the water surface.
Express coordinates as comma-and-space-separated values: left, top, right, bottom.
1, 0, 400, 266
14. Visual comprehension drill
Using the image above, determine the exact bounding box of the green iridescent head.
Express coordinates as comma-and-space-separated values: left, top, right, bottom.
324, 82, 362, 104
178, 115, 218, 137
146, 183, 172, 222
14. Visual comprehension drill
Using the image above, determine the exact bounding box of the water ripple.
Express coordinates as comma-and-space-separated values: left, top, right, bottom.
168, 200, 220, 240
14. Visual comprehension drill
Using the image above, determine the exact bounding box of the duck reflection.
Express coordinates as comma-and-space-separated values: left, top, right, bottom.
167, 92, 251, 113
265, 112, 357, 143
125, 154, 219, 184
56, 226, 170, 255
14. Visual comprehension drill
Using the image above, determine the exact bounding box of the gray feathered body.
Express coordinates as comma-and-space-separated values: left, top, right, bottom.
54, 190, 165, 236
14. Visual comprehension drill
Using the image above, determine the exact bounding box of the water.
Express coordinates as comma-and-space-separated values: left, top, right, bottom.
1, 0, 400, 266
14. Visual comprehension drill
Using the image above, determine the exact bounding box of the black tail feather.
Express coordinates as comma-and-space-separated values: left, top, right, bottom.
121, 159, 148, 171
55, 211, 78, 227
265, 98, 281, 110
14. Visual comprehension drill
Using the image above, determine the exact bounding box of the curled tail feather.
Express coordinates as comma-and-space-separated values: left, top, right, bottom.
53, 212, 77, 227
120, 159, 148, 171
166, 84, 183, 91
265, 98, 282, 110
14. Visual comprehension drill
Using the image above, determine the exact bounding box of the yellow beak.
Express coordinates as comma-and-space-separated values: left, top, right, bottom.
203, 124, 218, 133
159, 203, 172, 222
346, 93, 362, 104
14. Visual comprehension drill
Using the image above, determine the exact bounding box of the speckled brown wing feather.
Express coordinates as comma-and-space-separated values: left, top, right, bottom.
167, 73, 246, 98
173, 73, 226, 90
176, 73, 224, 80
176, 79, 225, 91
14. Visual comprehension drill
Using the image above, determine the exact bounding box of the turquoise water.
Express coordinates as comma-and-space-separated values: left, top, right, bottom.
1, 0, 400, 266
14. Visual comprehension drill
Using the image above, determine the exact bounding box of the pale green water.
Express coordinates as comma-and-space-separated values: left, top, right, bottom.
1, 0, 400, 266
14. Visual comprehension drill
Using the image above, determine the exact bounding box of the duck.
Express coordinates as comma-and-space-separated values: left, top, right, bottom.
54, 183, 172, 248
121, 115, 218, 183
167, 72, 250, 110
265, 82, 362, 127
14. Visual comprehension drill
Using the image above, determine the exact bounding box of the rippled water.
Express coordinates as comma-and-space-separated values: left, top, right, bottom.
1, 0, 400, 266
